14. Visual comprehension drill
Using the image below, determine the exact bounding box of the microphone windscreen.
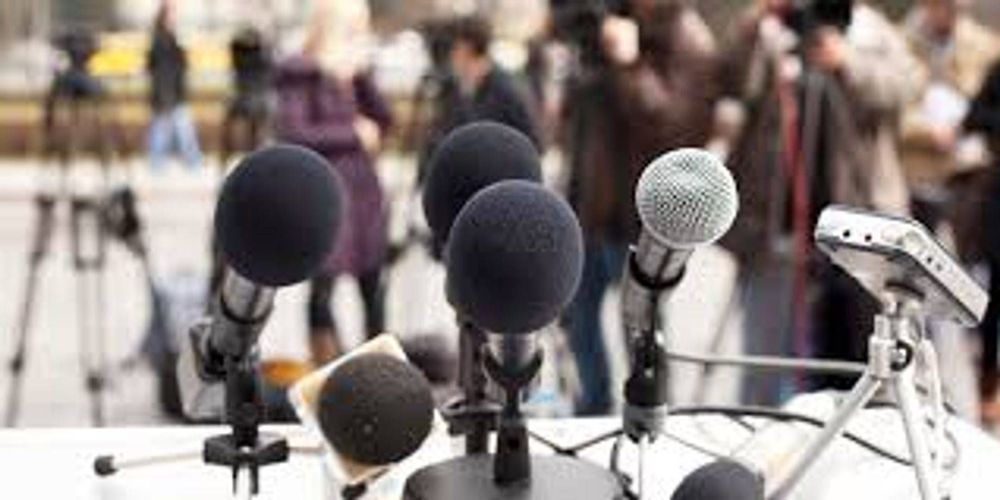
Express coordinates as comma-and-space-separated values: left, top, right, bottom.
422, 121, 542, 248
670, 460, 763, 500
215, 144, 343, 287
445, 180, 583, 333
317, 353, 435, 466
636, 148, 738, 248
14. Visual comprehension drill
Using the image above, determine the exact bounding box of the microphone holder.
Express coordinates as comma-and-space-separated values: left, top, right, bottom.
202, 353, 290, 495
440, 318, 501, 454
767, 283, 948, 500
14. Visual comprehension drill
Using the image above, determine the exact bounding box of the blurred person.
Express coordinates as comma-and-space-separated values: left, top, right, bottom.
901, 0, 1000, 186
555, 0, 719, 415
964, 59, 1000, 423
446, 15, 543, 149
146, 1, 203, 171
717, 0, 925, 403
220, 25, 275, 168
274, 0, 392, 364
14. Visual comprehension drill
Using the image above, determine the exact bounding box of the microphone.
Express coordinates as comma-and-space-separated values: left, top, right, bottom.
318, 353, 434, 466
289, 334, 437, 494
422, 121, 542, 257
671, 420, 808, 500
405, 181, 622, 499
420, 120, 542, 454
671, 460, 763, 500
444, 179, 583, 336
178, 144, 343, 419
622, 148, 738, 441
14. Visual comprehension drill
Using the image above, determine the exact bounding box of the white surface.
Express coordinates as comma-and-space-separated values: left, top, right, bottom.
3, 392, 1000, 499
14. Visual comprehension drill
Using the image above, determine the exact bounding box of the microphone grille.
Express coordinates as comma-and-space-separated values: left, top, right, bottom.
635, 148, 738, 248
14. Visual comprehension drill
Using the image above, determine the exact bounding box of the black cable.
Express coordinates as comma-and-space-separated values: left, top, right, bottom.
527, 429, 572, 455
668, 405, 912, 467
726, 414, 757, 432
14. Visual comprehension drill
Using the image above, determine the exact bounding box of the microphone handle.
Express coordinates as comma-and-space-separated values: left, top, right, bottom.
209, 271, 275, 360
621, 230, 690, 336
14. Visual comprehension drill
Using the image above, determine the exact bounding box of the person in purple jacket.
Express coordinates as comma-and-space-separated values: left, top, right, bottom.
274, 0, 391, 364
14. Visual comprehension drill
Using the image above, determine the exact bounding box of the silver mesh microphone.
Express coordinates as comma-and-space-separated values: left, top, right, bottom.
622, 148, 738, 442
623, 148, 738, 335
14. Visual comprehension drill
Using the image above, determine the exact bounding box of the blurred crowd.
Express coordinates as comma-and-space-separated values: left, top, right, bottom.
36, 0, 1000, 426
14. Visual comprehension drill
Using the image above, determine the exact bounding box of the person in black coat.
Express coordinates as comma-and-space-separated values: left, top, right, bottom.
445, 16, 543, 150
964, 58, 1000, 423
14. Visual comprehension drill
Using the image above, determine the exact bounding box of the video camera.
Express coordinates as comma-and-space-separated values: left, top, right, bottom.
782, 0, 854, 36
49, 29, 104, 102
54, 30, 98, 72
550, 0, 628, 67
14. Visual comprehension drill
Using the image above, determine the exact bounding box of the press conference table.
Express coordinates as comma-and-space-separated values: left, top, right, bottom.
3, 393, 1000, 499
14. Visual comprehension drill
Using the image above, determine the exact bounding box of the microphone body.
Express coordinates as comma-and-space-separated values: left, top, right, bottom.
178, 272, 275, 419
622, 148, 738, 442
177, 144, 343, 420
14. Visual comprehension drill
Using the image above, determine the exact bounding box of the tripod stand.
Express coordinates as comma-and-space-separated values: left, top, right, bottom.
769, 284, 948, 499
4, 67, 135, 427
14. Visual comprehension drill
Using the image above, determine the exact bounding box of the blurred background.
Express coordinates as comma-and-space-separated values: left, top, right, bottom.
1, 0, 1000, 439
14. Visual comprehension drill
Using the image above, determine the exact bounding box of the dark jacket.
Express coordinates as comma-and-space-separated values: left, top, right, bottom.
147, 28, 187, 112
958, 60, 1000, 263
564, 3, 718, 244
457, 66, 543, 150
718, 5, 923, 267
274, 57, 393, 276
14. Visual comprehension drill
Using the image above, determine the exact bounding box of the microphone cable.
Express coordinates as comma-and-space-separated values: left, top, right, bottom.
668, 405, 914, 466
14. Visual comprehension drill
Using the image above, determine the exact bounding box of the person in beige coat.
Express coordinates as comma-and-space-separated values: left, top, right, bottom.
901, 0, 1000, 185
718, 0, 925, 403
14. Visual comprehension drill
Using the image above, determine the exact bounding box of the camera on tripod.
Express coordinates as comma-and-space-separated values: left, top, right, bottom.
51, 29, 104, 101
782, 0, 854, 37
550, 0, 628, 67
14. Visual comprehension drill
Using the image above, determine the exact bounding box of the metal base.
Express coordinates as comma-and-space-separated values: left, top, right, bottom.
403, 454, 626, 500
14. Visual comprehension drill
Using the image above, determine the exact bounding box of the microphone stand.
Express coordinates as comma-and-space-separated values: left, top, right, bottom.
767, 283, 948, 500
618, 245, 686, 498
95, 292, 296, 496
404, 335, 625, 499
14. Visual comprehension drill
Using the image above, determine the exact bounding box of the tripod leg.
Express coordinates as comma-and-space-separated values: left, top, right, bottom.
5, 264, 44, 427
893, 365, 940, 500
770, 370, 882, 499
77, 267, 105, 427
5, 196, 56, 427
72, 198, 107, 427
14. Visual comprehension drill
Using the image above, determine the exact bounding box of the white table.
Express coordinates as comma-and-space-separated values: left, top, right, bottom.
2, 393, 1000, 499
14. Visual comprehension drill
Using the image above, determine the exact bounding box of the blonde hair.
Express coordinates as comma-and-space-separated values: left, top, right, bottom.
305, 0, 371, 56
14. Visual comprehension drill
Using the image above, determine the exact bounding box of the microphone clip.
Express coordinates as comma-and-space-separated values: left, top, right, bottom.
624, 332, 668, 443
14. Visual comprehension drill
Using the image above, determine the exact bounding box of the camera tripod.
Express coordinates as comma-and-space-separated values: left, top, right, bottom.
4, 70, 142, 427
767, 284, 949, 499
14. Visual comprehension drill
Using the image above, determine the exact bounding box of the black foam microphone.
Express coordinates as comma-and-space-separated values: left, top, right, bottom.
422, 121, 542, 256
405, 181, 622, 499
445, 179, 583, 334
671, 460, 763, 500
671, 420, 807, 500
421, 120, 542, 454
179, 144, 343, 418
317, 353, 435, 466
